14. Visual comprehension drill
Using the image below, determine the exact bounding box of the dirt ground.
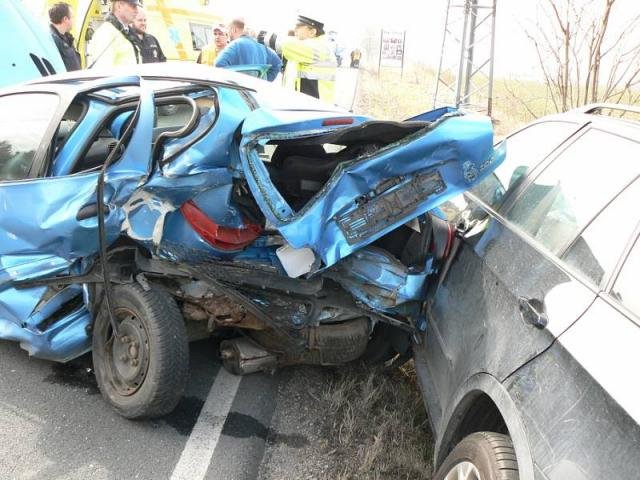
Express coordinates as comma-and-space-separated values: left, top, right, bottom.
257, 362, 433, 480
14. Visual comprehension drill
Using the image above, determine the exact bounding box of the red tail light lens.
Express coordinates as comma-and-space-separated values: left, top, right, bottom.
180, 200, 262, 251
322, 117, 355, 126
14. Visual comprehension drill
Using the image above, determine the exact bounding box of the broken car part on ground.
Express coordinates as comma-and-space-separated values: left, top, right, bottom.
0, 64, 504, 418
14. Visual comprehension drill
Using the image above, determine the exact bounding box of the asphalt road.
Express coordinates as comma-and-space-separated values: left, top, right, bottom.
0, 338, 281, 480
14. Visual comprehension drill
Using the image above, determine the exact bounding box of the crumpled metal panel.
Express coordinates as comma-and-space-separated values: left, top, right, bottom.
240, 108, 506, 269
126, 86, 250, 249
0, 77, 154, 361
0, 284, 92, 362
326, 246, 434, 311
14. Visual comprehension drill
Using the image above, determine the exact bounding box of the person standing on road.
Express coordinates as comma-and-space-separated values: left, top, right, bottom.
87, 0, 142, 69
215, 18, 282, 82
48, 2, 81, 71
350, 48, 362, 68
131, 8, 166, 63
197, 24, 228, 65
258, 15, 337, 102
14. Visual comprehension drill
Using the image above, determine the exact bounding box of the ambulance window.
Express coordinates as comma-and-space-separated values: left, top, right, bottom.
190, 23, 214, 50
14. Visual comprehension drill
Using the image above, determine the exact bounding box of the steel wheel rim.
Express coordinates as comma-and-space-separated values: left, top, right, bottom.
105, 307, 150, 396
443, 460, 482, 480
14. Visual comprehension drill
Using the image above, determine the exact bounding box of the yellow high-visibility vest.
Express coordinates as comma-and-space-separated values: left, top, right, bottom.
281, 35, 336, 103
87, 21, 139, 68
198, 43, 219, 65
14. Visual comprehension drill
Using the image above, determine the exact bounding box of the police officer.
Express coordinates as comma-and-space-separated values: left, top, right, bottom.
131, 8, 166, 63
88, 0, 142, 69
258, 15, 337, 102
48, 2, 81, 71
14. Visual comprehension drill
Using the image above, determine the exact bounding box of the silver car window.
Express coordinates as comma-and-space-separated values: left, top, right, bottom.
469, 120, 580, 211
562, 179, 640, 287
611, 236, 640, 318
506, 129, 640, 256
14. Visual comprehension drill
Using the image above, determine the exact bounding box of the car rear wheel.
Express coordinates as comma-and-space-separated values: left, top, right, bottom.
92, 283, 189, 419
434, 432, 519, 480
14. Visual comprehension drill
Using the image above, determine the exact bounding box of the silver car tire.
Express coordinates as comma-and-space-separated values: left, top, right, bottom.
434, 432, 519, 480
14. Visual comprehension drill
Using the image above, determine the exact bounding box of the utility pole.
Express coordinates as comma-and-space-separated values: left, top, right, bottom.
433, 0, 497, 116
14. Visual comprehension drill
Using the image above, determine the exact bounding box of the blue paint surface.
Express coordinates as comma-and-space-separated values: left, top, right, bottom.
0, 67, 503, 363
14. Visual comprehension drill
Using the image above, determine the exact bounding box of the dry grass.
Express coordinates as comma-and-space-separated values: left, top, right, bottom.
352, 66, 439, 121
351, 64, 556, 137
318, 362, 433, 480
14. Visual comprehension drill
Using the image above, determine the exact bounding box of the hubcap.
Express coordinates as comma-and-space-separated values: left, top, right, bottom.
105, 308, 150, 396
443, 461, 482, 480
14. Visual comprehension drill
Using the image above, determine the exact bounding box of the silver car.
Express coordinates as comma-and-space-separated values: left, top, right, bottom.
416, 104, 640, 480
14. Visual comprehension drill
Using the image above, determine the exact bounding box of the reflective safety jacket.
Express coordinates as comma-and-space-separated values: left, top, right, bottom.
281, 35, 336, 103
87, 15, 140, 69
197, 44, 219, 65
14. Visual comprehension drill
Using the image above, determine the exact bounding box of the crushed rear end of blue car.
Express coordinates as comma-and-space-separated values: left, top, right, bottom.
0, 70, 503, 416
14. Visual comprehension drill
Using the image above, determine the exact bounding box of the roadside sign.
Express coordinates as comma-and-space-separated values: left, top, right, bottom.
379, 30, 405, 68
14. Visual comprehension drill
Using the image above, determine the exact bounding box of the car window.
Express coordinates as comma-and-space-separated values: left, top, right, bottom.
562, 179, 640, 286
470, 120, 580, 210
506, 129, 640, 256
0, 93, 59, 181
611, 236, 640, 317
54, 102, 85, 155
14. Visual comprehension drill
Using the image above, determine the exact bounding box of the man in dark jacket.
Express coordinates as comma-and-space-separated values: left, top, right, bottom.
131, 8, 166, 63
48, 2, 81, 71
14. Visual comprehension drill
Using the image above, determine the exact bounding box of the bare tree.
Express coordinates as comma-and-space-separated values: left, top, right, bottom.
527, 0, 640, 111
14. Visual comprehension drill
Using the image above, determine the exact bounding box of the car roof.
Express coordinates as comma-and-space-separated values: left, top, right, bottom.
0, 62, 346, 113
23, 63, 262, 89
528, 103, 640, 142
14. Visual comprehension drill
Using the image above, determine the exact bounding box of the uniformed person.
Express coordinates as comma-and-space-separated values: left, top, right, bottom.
196, 24, 228, 65
48, 2, 81, 71
258, 15, 337, 103
87, 0, 142, 69
131, 8, 166, 63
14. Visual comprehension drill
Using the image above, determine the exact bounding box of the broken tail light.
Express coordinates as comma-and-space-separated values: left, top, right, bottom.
322, 117, 354, 126
180, 200, 262, 251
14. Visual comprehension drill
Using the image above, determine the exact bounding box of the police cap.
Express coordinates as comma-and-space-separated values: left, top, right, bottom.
111, 0, 143, 6
296, 15, 324, 34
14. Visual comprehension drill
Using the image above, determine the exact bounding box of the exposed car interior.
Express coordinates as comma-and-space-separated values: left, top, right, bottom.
263, 121, 430, 210
60, 90, 217, 175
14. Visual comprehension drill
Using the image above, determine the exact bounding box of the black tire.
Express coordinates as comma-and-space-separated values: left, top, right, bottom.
434, 432, 519, 480
361, 323, 411, 368
92, 283, 189, 419
360, 323, 396, 365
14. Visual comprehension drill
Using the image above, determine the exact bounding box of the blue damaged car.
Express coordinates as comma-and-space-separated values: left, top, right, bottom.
0, 64, 504, 418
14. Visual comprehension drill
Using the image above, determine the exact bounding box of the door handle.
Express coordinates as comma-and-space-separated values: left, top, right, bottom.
76, 203, 110, 220
518, 297, 548, 329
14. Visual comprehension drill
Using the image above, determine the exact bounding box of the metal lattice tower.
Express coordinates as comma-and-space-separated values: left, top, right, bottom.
433, 0, 497, 115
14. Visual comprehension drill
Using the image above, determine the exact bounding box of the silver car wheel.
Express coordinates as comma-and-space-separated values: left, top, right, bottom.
443, 461, 482, 480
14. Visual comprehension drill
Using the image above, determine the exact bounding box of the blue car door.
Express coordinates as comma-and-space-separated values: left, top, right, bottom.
0, 77, 154, 360
239, 107, 505, 271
